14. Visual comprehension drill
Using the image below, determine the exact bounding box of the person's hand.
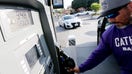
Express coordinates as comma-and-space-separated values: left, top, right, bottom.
69, 66, 80, 73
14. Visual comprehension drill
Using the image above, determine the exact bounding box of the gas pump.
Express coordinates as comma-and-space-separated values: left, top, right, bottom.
0, 0, 76, 74
0, 0, 58, 74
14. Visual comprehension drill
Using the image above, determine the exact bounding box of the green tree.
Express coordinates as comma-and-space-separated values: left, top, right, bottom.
71, 0, 99, 11
86, 0, 99, 10
72, 0, 86, 10
90, 2, 101, 12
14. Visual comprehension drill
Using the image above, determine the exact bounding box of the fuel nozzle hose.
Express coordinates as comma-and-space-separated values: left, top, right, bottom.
59, 51, 75, 74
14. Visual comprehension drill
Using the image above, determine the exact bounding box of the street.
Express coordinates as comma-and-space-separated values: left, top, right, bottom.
54, 15, 120, 74
55, 15, 98, 48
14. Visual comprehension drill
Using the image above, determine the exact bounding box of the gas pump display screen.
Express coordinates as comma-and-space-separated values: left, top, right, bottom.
0, 9, 34, 32
25, 45, 40, 69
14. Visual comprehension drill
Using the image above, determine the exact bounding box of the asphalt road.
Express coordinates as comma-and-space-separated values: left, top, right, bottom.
54, 15, 120, 74
55, 15, 98, 48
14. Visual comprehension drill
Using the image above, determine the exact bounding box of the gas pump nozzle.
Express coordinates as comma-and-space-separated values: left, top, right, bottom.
56, 46, 75, 74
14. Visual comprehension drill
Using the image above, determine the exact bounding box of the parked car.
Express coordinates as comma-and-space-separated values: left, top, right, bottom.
75, 11, 88, 16
97, 17, 111, 44
74, 11, 95, 16
86, 11, 96, 15
58, 15, 82, 29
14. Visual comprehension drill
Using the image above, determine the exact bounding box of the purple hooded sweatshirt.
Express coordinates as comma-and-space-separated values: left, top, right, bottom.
79, 24, 132, 74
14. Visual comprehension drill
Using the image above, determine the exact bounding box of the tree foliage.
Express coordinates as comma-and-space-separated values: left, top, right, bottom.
72, 0, 86, 10
90, 2, 101, 12
71, 0, 99, 11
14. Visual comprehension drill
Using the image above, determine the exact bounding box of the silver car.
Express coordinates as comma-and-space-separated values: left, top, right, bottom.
58, 15, 82, 29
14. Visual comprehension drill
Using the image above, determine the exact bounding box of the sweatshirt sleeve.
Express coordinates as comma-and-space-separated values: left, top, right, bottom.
79, 34, 112, 72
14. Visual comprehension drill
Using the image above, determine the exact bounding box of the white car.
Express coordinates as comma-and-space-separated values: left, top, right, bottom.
86, 11, 95, 15
75, 11, 88, 16
58, 15, 82, 29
